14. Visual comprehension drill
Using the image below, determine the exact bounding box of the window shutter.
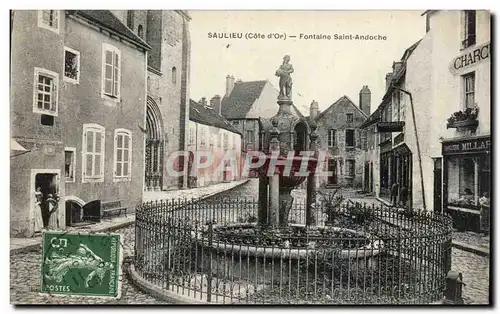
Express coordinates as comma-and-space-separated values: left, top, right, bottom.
100, 132, 105, 178
114, 51, 120, 97
114, 134, 118, 176
83, 132, 87, 177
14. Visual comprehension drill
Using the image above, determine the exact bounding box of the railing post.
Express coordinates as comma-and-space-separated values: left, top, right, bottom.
443, 271, 465, 304
207, 221, 213, 303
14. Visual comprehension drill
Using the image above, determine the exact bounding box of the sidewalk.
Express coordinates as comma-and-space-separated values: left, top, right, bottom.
11, 179, 249, 254
142, 179, 249, 202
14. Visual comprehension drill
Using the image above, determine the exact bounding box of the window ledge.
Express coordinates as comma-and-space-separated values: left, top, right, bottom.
63, 76, 79, 85
82, 178, 104, 184
447, 205, 480, 215
113, 177, 132, 183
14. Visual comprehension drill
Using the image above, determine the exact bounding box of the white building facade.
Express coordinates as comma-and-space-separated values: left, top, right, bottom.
404, 10, 490, 230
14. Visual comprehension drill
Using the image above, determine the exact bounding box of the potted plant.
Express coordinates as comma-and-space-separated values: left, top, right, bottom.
447, 105, 479, 129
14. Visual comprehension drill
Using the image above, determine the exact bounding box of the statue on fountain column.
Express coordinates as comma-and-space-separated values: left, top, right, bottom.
275, 55, 294, 100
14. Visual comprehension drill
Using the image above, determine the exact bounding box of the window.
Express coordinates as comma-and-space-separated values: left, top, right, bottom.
232, 120, 240, 126
138, 25, 144, 39
200, 126, 206, 146
327, 129, 336, 147
223, 133, 229, 149
346, 113, 353, 123
172, 67, 177, 84
65, 148, 76, 182
218, 133, 222, 147
346, 129, 356, 147
346, 160, 355, 177
33, 67, 58, 116
64, 47, 80, 84
463, 72, 475, 108
246, 130, 254, 144
82, 124, 105, 183
463, 10, 476, 48
102, 44, 121, 99
126, 11, 135, 29
188, 127, 195, 145
114, 129, 132, 181
38, 10, 59, 33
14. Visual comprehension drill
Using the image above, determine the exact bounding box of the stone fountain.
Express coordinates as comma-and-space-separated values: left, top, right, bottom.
255, 54, 319, 228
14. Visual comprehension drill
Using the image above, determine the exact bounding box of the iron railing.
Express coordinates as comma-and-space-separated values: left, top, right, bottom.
134, 197, 453, 304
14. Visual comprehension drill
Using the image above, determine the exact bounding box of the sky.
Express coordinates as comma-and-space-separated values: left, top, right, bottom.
188, 10, 426, 116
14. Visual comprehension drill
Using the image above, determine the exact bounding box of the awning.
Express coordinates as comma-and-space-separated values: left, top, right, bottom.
10, 138, 30, 158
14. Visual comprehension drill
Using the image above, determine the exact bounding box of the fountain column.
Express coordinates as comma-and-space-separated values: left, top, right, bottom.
268, 121, 280, 227
258, 178, 268, 225
306, 124, 319, 227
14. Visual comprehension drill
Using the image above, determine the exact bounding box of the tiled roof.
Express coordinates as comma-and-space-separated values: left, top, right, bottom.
73, 10, 151, 50
189, 99, 241, 135
220, 80, 267, 119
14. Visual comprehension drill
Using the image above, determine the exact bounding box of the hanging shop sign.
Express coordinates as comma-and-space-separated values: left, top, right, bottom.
450, 42, 490, 74
376, 121, 405, 133
442, 136, 491, 155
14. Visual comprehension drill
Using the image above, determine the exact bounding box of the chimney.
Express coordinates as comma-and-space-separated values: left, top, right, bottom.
385, 72, 393, 91
236, 78, 242, 83
225, 75, 235, 96
392, 61, 403, 76
426, 13, 431, 33
200, 97, 207, 107
359, 85, 371, 116
310, 100, 319, 119
211, 94, 222, 114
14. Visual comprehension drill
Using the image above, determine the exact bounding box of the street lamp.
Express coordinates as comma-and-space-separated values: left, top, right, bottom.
391, 86, 427, 211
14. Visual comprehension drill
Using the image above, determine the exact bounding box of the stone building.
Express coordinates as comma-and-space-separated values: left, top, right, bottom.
112, 10, 191, 191
187, 99, 242, 187
360, 40, 421, 206
10, 10, 149, 236
218, 76, 304, 152
312, 90, 370, 189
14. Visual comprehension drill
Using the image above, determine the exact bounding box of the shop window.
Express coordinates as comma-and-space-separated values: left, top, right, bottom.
446, 157, 481, 210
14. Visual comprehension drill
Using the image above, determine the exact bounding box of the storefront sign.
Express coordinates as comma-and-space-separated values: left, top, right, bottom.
450, 42, 490, 74
442, 136, 491, 155
376, 121, 405, 133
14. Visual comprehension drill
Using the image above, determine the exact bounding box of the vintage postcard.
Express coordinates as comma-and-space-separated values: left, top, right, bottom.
10, 10, 491, 305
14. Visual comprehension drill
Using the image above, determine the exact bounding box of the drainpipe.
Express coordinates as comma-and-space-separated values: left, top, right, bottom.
392, 87, 426, 211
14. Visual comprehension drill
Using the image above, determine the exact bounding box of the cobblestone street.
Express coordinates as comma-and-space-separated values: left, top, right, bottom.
10, 180, 490, 304
452, 248, 490, 304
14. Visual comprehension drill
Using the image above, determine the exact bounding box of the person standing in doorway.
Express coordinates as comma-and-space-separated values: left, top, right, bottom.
391, 182, 399, 207
46, 193, 60, 229
34, 186, 44, 233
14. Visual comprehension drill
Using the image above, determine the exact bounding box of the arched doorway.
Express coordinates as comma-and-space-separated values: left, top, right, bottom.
145, 97, 164, 191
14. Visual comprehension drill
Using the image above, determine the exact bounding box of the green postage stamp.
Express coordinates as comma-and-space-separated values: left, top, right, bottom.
40, 231, 122, 298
